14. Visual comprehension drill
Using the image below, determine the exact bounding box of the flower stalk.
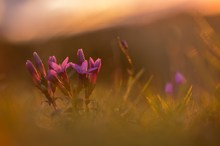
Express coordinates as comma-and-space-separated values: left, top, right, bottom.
26, 49, 101, 112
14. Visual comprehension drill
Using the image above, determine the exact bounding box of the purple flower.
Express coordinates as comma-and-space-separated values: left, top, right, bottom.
33, 52, 46, 77
46, 70, 60, 84
89, 57, 101, 84
49, 57, 72, 92
26, 60, 41, 85
47, 56, 57, 93
175, 72, 186, 84
49, 57, 70, 74
89, 57, 101, 72
165, 82, 173, 95
77, 49, 85, 65
50, 57, 70, 82
71, 60, 88, 74
48, 56, 57, 69
46, 70, 70, 97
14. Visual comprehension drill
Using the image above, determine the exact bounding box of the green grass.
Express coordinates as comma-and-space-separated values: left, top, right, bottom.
1, 74, 220, 146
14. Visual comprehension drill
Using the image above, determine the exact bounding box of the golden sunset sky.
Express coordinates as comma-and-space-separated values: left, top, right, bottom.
0, 0, 220, 42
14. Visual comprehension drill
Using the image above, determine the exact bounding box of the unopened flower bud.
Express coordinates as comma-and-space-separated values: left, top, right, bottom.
77, 49, 85, 65
26, 60, 41, 85
33, 52, 46, 77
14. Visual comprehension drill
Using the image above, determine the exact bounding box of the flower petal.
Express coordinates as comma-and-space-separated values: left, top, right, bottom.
46, 70, 59, 83
77, 48, 85, 65
81, 60, 88, 73
33, 52, 46, 77
48, 56, 57, 63
165, 82, 173, 94
71, 63, 82, 74
94, 58, 101, 72
62, 57, 69, 69
50, 62, 62, 73
48, 56, 57, 69
71, 61, 88, 74
88, 67, 98, 73
89, 57, 95, 68
26, 60, 41, 84
175, 72, 186, 84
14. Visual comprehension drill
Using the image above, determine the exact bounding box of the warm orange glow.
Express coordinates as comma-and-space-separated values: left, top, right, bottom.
0, 0, 220, 42
194, 0, 220, 14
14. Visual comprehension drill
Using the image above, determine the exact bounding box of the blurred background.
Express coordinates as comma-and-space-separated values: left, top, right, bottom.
0, 0, 220, 145
0, 0, 220, 91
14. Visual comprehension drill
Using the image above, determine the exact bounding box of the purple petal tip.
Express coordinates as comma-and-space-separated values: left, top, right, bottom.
175, 72, 186, 84
165, 82, 173, 94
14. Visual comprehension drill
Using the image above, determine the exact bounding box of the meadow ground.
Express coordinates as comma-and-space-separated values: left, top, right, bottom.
1, 77, 220, 146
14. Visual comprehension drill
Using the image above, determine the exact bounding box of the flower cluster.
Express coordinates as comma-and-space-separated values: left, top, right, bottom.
164, 72, 186, 95
26, 49, 101, 111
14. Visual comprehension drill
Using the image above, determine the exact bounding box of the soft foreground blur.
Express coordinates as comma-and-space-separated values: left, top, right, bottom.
1, 1, 220, 146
